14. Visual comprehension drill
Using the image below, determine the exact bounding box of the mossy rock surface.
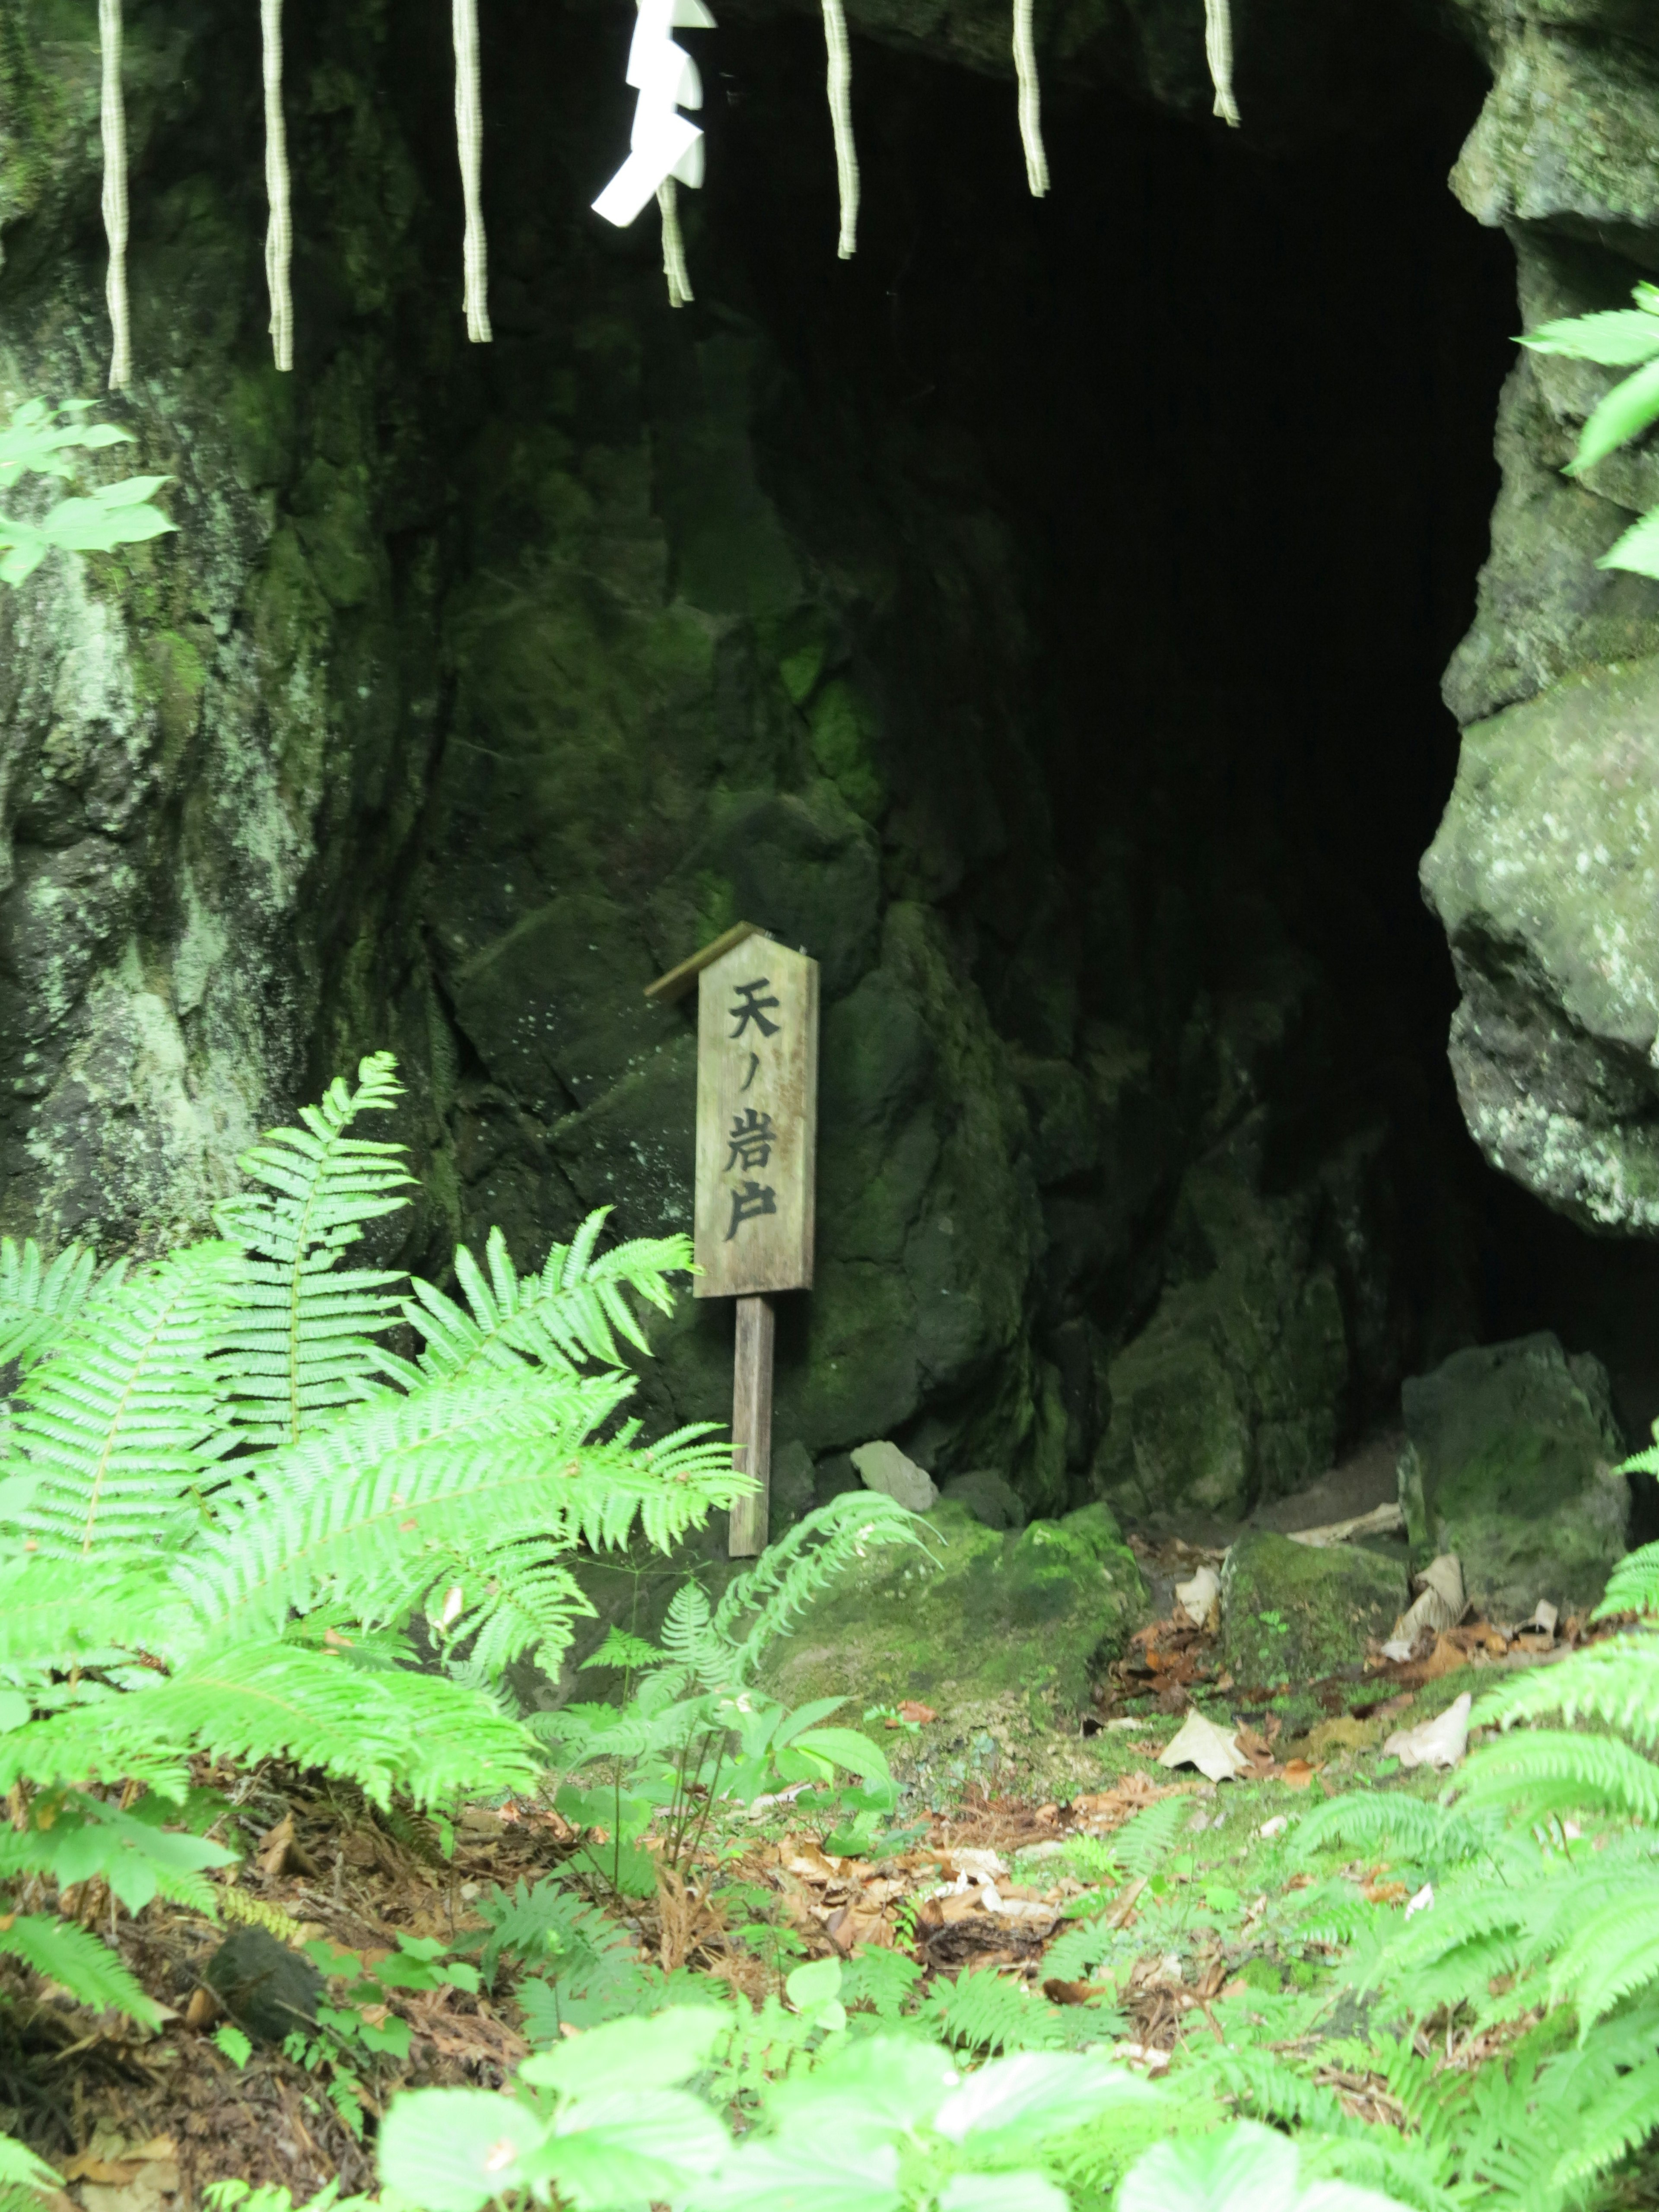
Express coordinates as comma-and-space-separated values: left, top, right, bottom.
1220, 1531, 1407, 1691
758, 1500, 1147, 1764
1398, 1332, 1629, 1620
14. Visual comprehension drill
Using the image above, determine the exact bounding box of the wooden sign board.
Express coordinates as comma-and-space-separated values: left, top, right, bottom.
693, 937, 818, 1297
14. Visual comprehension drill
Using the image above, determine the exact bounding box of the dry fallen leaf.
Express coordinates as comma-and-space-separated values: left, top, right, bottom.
1384, 1691, 1472, 1772
1279, 1758, 1318, 1790
896, 1700, 938, 1724
256, 1812, 295, 1878
1174, 1565, 1221, 1629
1157, 1708, 1248, 1783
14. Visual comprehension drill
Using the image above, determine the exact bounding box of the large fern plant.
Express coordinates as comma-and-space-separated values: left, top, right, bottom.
0, 1055, 737, 2051
1285, 1513, 1659, 2208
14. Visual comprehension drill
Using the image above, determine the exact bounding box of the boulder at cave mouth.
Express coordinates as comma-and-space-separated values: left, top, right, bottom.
756, 1499, 1147, 1773
1398, 1332, 1629, 1621
1220, 1531, 1408, 1693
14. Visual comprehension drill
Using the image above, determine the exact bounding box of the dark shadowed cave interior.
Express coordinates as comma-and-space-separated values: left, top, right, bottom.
11, 0, 1659, 1528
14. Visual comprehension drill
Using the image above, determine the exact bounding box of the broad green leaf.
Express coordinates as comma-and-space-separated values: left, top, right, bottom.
377, 2087, 544, 2212
518, 2005, 725, 2097
764, 2035, 958, 2142
532, 2088, 729, 2206
0, 1690, 28, 1733
1568, 355, 1659, 474
1598, 505, 1659, 579
934, 2052, 1150, 2142
692, 2137, 902, 2212
1522, 310, 1659, 366
791, 1726, 893, 1786
939, 2177, 1067, 2212
786, 1956, 844, 2011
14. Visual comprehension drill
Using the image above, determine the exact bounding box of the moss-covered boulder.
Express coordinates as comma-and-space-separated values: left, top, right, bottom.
1220, 1532, 1408, 1691
758, 1499, 1147, 1756
1398, 1333, 1629, 1620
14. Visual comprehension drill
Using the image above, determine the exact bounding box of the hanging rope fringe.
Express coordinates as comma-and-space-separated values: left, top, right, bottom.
261, 0, 293, 371
1013, 0, 1049, 197
453, 0, 493, 341
821, 0, 859, 259
658, 179, 693, 307
1204, 0, 1241, 127
98, 0, 130, 390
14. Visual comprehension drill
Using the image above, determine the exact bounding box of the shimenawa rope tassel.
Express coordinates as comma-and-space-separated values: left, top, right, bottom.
658, 179, 693, 307
262, 0, 293, 371
453, 0, 493, 341
99, 0, 131, 390
1013, 0, 1049, 198
1204, 0, 1241, 127
821, 0, 859, 258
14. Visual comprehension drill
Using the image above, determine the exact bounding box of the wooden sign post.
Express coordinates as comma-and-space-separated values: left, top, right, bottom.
645, 923, 818, 1556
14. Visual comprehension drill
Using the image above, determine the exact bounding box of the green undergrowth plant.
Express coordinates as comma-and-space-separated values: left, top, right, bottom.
537, 1494, 932, 1893
0, 396, 175, 585
372, 1971, 1419, 2212
1241, 1518, 1659, 2208
1521, 282, 1659, 578
0, 1052, 741, 2174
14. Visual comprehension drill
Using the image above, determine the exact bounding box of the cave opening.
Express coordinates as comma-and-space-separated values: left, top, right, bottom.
369, 0, 1657, 1526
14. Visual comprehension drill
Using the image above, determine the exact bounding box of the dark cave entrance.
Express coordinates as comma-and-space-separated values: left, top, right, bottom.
381, 0, 1657, 1512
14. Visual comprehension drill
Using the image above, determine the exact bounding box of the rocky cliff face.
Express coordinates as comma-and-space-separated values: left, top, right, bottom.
1424, 0, 1659, 1235
0, 0, 1640, 1521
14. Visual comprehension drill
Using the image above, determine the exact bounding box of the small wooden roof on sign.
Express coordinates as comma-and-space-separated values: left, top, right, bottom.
644, 921, 772, 1004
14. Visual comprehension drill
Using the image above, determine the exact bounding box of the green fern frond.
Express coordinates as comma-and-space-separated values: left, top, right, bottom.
168, 1370, 635, 1645
217, 1888, 310, 1944
712, 1491, 935, 1684
923, 1964, 1068, 2053
1478, 1631, 1659, 1748
1291, 1789, 1485, 1868
0, 1237, 102, 1370
429, 1535, 597, 1677
1548, 2049, 1659, 2189
1113, 1795, 1192, 1875
212, 1053, 413, 1446
1596, 1537, 1659, 1618
1458, 1728, 1659, 1823
407, 1214, 693, 1383
0, 1911, 162, 2024
1185, 2046, 1350, 2137
9, 1245, 238, 1560
0, 2129, 62, 2206
1548, 1888, 1659, 2028
127, 1643, 540, 1808
0, 1558, 158, 1668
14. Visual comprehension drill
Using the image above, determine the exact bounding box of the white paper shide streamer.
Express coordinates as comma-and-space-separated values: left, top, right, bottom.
262, 0, 293, 371
594, 0, 714, 306
1204, 0, 1241, 127
1012, 0, 1048, 199
99, 0, 130, 390
454, 0, 493, 341
822, 0, 859, 255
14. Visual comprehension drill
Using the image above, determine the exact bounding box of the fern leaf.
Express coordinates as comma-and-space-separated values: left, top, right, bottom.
925, 1965, 1068, 2053
407, 1214, 693, 1385
166, 1370, 731, 1650
125, 1643, 540, 1808
212, 1053, 413, 1446
1291, 1790, 1486, 1869
1478, 1632, 1659, 1748
1596, 1536, 1659, 1618
8, 1246, 238, 1559
711, 1491, 936, 1684
1113, 1796, 1191, 1875
0, 2130, 62, 2204
0, 1236, 101, 1369
429, 1534, 597, 1678
1458, 1728, 1659, 1824
0, 1911, 162, 2025
217, 1888, 310, 1945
